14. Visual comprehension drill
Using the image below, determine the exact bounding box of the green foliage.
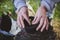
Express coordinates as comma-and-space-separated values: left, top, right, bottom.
54, 3, 60, 19
30, 0, 40, 12
0, 0, 40, 19
0, 0, 60, 20
0, 0, 15, 16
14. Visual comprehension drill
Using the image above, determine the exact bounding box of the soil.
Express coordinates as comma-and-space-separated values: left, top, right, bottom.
15, 17, 56, 40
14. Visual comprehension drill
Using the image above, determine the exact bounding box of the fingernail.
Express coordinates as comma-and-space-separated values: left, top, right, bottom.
36, 30, 38, 31
36, 28, 38, 31
23, 26, 25, 28
46, 27, 48, 30
46, 28, 48, 30
32, 22, 35, 24
41, 30, 43, 32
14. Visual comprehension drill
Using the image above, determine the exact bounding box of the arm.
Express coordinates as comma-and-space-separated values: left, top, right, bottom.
14, 0, 27, 12
32, 0, 56, 32
41, 0, 55, 12
14, 0, 30, 28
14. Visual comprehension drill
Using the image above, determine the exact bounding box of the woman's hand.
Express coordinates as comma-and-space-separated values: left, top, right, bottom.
32, 6, 49, 32
16, 7, 30, 28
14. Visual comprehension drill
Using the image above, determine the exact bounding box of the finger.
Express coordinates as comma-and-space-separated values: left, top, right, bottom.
23, 13, 30, 25
46, 24, 48, 30
46, 19, 49, 30
32, 17, 40, 24
20, 16, 25, 28
36, 17, 44, 31
17, 17, 21, 27
32, 16, 37, 24
40, 19, 47, 32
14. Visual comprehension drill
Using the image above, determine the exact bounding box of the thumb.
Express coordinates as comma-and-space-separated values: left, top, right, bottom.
23, 13, 30, 25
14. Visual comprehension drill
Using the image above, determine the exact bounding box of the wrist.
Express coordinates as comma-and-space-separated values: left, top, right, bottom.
16, 6, 28, 15
39, 6, 47, 15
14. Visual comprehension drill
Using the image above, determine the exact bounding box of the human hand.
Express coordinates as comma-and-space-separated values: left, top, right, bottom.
16, 7, 30, 28
32, 6, 49, 32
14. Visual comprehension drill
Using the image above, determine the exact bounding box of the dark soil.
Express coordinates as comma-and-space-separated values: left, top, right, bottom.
0, 14, 12, 32
0, 14, 13, 40
15, 17, 56, 40
0, 33, 14, 40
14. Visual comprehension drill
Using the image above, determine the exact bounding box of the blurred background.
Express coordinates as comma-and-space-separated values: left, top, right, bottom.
0, 0, 60, 40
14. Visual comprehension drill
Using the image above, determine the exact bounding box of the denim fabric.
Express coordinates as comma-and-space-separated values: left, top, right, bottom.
14, 0, 60, 18
14, 0, 27, 12
0, 29, 14, 36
